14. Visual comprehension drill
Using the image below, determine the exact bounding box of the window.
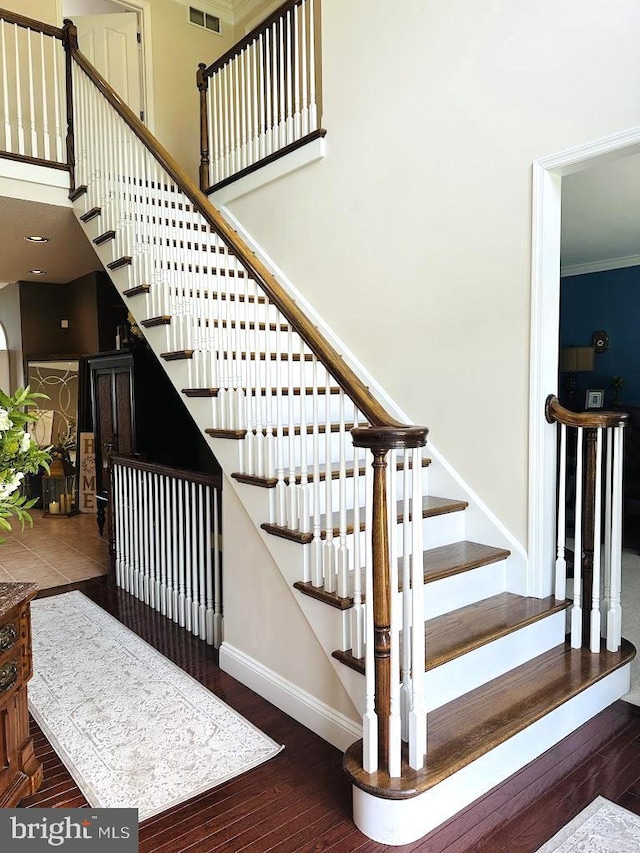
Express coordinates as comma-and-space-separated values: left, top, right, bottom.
188, 6, 221, 34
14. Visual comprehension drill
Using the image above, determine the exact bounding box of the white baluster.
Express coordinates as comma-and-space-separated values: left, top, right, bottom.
336, 389, 349, 598
286, 327, 299, 529
607, 424, 624, 651
52, 37, 63, 162
278, 15, 286, 148
408, 447, 426, 770
388, 449, 401, 777
258, 33, 267, 160
400, 451, 412, 742
323, 366, 336, 592
555, 423, 567, 600
602, 427, 613, 635
298, 339, 311, 536
154, 472, 161, 609
178, 480, 192, 631
571, 427, 584, 649
310, 355, 323, 585
362, 451, 378, 773
195, 482, 205, 636
293, 3, 301, 140
286, 8, 294, 144
1, 23, 11, 152
213, 486, 223, 648
351, 443, 364, 658
26, 29, 37, 157
301, 0, 309, 136
590, 428, 603, 652
309, 0, 318, 130
39, 34, 50, 161
14, 25, 25, 155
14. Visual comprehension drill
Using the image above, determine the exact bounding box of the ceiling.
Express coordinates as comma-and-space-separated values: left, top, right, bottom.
561, 151, 640, 276
0, 197, 101, 288
0, 149, 639, 289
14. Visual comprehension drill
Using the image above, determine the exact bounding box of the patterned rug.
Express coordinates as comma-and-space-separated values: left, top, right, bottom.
28, 591, 283, 820
536, 796, 640, 852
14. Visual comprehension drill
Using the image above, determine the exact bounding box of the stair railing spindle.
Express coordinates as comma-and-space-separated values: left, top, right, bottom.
337, 388, 349, 598
555, 422, 567, 600
13, 24, 24, 154
590, 427, 603, 652
571, 426, 584, 648
323, 365, 336, 592
607, 424, 624, 651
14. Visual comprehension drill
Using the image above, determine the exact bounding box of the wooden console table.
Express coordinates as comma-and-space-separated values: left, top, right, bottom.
0, 582, 42, 806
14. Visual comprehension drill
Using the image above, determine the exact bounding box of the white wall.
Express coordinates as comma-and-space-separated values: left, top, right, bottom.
225, 0, 640, 547
222, 481, 360, 723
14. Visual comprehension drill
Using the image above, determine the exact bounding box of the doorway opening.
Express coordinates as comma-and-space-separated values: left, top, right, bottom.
58, 0, 154, 130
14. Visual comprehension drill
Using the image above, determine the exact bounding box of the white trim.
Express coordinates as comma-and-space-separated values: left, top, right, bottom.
352, 663, 630, 845
208, 135, 326, 205
529, 124, 640, 599
219, 641, 362, 752
561, 254, 640, 278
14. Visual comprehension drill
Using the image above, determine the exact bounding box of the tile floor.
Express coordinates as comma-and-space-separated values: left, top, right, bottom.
0, 510, 108, 590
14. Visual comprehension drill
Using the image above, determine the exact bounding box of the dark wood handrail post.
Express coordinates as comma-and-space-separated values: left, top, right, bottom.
197, 62, 210, 192
62, 19, 78, 192
352, 425, 428, 773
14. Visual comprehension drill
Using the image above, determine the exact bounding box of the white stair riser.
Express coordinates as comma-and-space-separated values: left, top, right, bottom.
337, 609, 566, 717
352, 664, 631, 845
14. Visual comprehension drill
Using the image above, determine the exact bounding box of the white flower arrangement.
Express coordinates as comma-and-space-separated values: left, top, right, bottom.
0, 388, 52, 538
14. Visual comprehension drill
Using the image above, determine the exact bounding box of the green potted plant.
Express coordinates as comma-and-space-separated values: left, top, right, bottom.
0, 388, 52, 538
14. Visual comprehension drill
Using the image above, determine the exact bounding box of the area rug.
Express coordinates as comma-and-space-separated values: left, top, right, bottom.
536, 796, 640, 851
28, 591, 283, 820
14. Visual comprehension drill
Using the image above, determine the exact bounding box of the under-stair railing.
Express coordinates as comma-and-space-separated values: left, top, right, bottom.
111, 456, 223, 649
197, 0, 323, 192
0, 8, 70, 171
65, 19, 428, 779
546, 395, 627, 653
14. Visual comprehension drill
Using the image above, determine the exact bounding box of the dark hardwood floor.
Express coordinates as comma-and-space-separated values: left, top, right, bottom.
21, 578, 640, 851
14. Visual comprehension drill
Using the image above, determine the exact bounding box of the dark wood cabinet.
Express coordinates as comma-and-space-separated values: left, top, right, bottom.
0, 583, 42, 807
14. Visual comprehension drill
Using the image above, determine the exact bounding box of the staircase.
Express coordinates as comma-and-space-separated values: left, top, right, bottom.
2, 11, 634, 846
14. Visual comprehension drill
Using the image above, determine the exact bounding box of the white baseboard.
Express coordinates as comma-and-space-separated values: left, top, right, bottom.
219, 641, 362, 752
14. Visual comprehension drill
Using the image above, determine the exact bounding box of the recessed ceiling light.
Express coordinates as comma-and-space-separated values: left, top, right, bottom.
24, 235, 49, 243
28, 269, 46, 275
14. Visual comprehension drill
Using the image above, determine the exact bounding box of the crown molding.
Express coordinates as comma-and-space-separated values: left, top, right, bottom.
560, 253, 640, 278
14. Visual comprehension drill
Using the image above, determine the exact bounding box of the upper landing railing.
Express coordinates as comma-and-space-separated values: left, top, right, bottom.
197, 0, 323, 192
546, 396, 627, 653
0, 9, 70, 171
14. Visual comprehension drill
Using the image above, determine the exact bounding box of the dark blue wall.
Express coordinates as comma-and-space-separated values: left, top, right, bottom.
560, 265, 640, 406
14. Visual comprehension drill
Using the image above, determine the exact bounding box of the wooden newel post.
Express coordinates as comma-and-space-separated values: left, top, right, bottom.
62, 19, 78, 192
352, 424, 428, 773
197, 63, 210, 192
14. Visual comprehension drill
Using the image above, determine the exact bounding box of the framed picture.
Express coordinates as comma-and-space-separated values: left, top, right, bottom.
586, 389, 605, 410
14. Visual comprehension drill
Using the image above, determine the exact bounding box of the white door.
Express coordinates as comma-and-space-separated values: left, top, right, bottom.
75, 12, 144, 121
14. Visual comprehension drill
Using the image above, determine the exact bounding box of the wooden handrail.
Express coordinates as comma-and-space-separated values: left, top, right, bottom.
545, 395, 628, 429
204, 0, 303, 77
111, 455, 222, 490
0, 7, 63, 39
67, 39, 404, 429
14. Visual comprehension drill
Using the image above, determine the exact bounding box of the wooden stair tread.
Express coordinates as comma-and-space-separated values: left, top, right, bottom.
69, 185, 87, 201
107, 256, 132, 270
205, 421, 366, 442
79, 206, 100, 222
296, 540, 508, 610
262, 495, 468, 545
343, 638, 636, 800
123, 284, 150, 298
412, 540, 511, 584
93, 230, 116, 245
161, 350, 194, 361
332, 592, 570, 673
233, 456, 432, 490
141, 316, 171, 328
